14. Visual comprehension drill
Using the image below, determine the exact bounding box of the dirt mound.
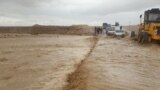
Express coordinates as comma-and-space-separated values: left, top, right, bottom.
0, 25, 94, 35
123, 25, 139, 32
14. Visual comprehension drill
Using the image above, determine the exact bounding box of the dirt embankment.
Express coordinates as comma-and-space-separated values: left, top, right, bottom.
123, 25, 139, 32
63, 36, 99, 90
0, 25, 94, 35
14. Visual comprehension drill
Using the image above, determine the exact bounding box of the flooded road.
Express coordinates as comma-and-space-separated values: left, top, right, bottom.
0, 35, 93, 90
0, 35, 160, 90
67, 36, 160, 90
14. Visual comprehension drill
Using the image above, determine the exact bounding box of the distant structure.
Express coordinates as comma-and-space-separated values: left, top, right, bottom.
115, 22, 120, 26
32, 24, 41, 27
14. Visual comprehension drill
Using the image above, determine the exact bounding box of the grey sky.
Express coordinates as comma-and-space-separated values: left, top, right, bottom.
0, 0, 160, 26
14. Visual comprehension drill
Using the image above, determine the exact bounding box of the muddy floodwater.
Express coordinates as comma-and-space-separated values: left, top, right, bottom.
67, 36, 160, 90
0, 35, 160, 90
0, 35, 93, 90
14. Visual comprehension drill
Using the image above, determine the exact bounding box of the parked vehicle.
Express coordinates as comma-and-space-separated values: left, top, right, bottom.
107, 27, 115, 35
131, 8, 160, 44
114, 30, 125, 38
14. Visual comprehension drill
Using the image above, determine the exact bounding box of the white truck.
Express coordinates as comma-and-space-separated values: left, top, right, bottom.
107, 26, 125, 38
107, 27, 115, 35
113, 26, 125, 38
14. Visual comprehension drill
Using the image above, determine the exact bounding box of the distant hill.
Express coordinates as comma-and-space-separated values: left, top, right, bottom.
0, 25, 94, 35
123, 25, 139, 31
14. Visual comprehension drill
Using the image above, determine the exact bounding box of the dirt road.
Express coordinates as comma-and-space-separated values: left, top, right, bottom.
66, 36, 160, 90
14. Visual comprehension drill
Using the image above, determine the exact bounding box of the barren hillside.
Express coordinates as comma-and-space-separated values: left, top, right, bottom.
0, 25, 94, 35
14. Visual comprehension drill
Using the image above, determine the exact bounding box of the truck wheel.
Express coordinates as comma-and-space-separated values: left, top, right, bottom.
143, 32, 149, 43
141, 32, 149, 44
138, 32, 142, 43
157, 40, 160, 44
131, 31, 136, 38
122, 35, 125, 38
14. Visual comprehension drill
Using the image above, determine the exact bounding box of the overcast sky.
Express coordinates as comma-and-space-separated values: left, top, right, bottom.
0, 0, 160, 26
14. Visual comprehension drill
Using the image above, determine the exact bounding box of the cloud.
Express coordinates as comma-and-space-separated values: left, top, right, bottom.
0, 0, 53, 7
0, 0, 160, 26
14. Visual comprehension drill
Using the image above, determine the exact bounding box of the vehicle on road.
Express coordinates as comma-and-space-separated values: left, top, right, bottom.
113, 26, 125, 38
131, 8, 160, 44
114, 29, 125, 38
107, 26, 115, 35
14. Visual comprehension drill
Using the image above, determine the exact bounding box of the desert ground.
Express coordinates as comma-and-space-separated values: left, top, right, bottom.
0, 29, 160, 90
